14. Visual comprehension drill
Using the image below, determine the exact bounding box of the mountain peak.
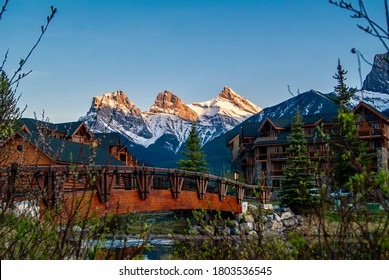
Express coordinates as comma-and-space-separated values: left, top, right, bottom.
215, 86, 262, 115
218, 86, 239, 100
92, 90, 141, 115
149, 90, 198, 122
362, 52, 389, 94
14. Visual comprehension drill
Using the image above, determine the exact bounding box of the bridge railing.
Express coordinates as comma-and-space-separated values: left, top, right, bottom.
0, 165, 262, 210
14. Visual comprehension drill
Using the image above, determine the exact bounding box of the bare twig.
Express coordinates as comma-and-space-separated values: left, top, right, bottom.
0, 0, 9, 21
9, 6, 57, 85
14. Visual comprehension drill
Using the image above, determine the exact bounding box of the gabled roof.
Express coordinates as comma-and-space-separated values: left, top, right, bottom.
55, 121, 88, 138
20, 118, 92, 139
94, 132, 121, 150
353, 101, 389, 122
242, 122, 261, 138
17, 131, 124, 166
15, 118, 123, 166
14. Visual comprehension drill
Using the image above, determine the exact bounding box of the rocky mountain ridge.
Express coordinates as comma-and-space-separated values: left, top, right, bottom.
80, 87, 262, 153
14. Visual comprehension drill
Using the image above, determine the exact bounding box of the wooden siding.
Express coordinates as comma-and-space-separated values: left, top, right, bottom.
63, 189, 241, 217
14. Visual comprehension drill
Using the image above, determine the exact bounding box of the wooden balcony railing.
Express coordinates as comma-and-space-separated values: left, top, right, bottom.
359, 129, 384, 137
269, 152, 289, 160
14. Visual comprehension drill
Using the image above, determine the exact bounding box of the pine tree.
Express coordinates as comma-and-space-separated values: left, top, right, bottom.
178, 124, 208, 173
280, 108, 313, 213
0, 71, 23, 143
330, 60, 371, 191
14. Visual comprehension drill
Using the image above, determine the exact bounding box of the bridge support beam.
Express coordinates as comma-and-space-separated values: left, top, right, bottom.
196, 175, 208, 200
236, 185, 244, 205
136, 171, 154, 200
169, 172, 184, 199
95, 169, 114, 203
217, 180, 227, 201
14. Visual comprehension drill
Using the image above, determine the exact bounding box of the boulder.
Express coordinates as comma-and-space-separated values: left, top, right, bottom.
244, 214, 255, 223
230, 227, 240, 235
273, 213, 281, 222
204, 225, 215, 236
282, 218, 296, 227
240, 222, 254, 233
281, 212, 293, 220
269, 220, 283, 230
248, 230, 258, 238
228, 220, 240, 228
294, 215, 305, 224
266, 214, 274, 221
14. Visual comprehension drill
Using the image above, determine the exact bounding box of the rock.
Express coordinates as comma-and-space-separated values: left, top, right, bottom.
248, 230, 258, 238
281, 212, 293, 220
240, 222, 254, 233
228, 220, 239, 228
204, 225, 215, 236
149, 90, 198, 122
266, 214, 274, 221
215, 226, 227, 236
282, 218, 296, 227
294, 215, 305, 224
270, 220, 283, 230
244, 214, 255, 223
230, 227, 240, 235
273, 213, 281, 222
283, 207, 293, 213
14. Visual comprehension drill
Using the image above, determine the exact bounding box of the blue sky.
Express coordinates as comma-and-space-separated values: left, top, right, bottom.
1, 0, 386, 122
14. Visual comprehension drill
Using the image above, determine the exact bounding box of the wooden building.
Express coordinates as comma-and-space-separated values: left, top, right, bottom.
1, 118, 137, 167
226, 101, 389, 188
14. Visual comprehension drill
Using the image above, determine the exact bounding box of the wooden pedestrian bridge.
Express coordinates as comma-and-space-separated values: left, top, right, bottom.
1, 165, 267, 217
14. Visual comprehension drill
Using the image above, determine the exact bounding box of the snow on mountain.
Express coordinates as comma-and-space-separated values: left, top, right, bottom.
80, 87, 262, 153
350, 90, 389, 112
362, 52, 389, 94
80, 90, 153, 142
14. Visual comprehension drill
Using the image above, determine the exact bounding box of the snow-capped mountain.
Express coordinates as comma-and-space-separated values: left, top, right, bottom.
362, 52, 389, 94
80, 87, 262, 154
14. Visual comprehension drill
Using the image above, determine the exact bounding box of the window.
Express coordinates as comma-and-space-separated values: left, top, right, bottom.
372, 141, 381, 149
372, 122, 381, 135
17, 145, 23, 152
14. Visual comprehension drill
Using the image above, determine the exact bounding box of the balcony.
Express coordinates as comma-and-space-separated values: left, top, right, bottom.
255, 136, 278, 143
269, 152, 289, 160
358, 129, 384, 137
256, 154, 268, 161
270, 170, 285, 177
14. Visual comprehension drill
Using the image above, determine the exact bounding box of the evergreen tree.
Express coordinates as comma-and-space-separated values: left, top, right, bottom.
280, 108, 313, 213
178, 124, 208, 173
330, 60, 371, 191
0, 71, 23, 144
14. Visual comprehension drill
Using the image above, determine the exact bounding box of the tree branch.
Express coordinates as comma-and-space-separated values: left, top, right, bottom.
9, 6, 57, 85
0, 0, 9, 21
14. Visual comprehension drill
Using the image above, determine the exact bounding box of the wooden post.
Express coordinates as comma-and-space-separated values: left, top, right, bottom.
4, 163, 18, 210
136, 170, 154, 200
43, 168, 56, 208
236, 185, 244, 205
196, 175, 208, 200
169, 171, 184, 199
217, 180, 227, 201
95, 169, 111, 203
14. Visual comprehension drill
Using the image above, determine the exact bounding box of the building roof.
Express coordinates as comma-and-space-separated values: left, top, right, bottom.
94, 132, 121, 150
242, 122, 261, 138
16, 118, 124, 166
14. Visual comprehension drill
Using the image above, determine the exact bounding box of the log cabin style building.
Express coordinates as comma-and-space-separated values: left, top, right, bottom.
226, 101, 389, 189
0, 118, 138, 167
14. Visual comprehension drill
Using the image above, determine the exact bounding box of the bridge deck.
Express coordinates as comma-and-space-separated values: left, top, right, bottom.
1, 165, 264, 217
